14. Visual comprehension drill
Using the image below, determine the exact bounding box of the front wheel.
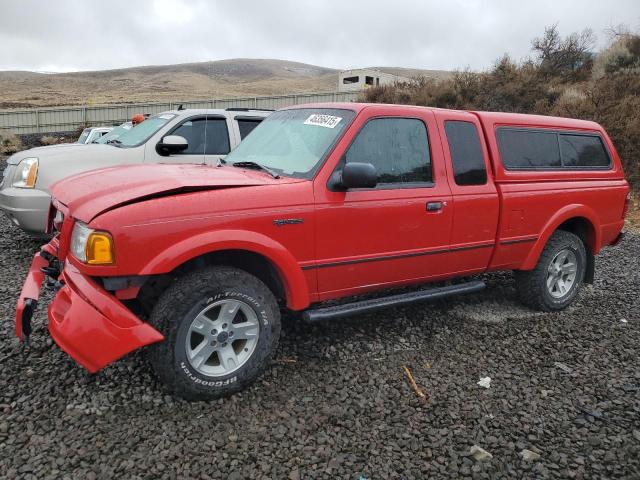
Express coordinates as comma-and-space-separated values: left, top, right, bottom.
515, 230, 587, 312
146, 266, 281, 400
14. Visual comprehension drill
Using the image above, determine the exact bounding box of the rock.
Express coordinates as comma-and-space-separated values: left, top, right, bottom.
581, 408, 603, 419
520, 449, 541, 461
477, 377, 491, 389
554, 362, 573, 373
0, 205, 638, 480
288, 468, 300, 480
470, 445, 493, 461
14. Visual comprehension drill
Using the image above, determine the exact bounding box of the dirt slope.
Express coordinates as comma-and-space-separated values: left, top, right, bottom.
0, 58, 450, 108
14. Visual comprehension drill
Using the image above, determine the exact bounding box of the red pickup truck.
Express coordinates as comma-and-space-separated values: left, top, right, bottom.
16, 103, 629, 399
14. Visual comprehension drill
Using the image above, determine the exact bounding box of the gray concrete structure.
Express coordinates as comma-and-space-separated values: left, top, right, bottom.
337, 69, 411, 92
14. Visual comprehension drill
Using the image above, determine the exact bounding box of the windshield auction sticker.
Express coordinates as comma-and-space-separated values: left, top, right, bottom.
303, 114, 342, 128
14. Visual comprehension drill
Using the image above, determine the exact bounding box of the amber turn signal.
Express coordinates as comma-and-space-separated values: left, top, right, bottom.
25, 162, 38, 187
86, 232, 115, 265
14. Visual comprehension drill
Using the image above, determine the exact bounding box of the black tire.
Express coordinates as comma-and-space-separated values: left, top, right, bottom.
145, 266, 281, 400
515, 230, 587, 312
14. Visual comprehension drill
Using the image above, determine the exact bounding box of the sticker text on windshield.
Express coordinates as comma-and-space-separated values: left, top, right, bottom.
303, 114, 342, 129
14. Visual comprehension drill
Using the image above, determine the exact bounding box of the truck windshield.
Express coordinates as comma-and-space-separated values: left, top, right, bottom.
224, 108, 355, 178
110, 114, 176, 147
77, 128, 91, 144
95, 123, 132, 144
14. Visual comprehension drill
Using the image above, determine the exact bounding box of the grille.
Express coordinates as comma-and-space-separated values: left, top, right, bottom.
1, 165, 13, 188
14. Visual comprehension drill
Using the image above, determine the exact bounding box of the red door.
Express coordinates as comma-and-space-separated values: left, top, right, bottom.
434, 111, 499, 274
311, 108, 453, 301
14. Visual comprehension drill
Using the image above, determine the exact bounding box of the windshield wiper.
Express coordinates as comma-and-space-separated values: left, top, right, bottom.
231, 161, 280, 179
106, 138, 122, 146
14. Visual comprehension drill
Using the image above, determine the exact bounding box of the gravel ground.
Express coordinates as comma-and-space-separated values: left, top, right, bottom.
1, 155, 639, 479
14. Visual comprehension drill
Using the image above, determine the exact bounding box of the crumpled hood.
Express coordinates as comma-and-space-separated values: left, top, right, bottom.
51, 163, 299, 222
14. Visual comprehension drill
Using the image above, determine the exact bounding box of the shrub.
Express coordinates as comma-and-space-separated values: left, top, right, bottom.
361, 27, 640, 188
0, 132, 22, 155
39, 135, 65, 146
532, 24, 596, 80
592, 35, 640, 78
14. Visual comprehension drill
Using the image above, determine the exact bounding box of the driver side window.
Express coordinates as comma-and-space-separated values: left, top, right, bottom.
171, 118, 207, 155
344, 118, 432, 186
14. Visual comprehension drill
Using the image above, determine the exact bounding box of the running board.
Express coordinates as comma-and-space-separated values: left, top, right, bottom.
303, 280, 485, 322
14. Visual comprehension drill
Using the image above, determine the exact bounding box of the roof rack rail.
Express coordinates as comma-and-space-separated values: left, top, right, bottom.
225, 107, 275, 112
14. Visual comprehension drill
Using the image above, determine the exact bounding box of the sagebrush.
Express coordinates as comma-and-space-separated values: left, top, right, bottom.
39, 135, 67, 146
0, 132, 22, 155
361, 26, 640, 187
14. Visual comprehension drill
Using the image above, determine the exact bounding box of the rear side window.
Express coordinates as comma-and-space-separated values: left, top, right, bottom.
497, 129, 561, 169
205, 117, 230, 155
560, 134, 610, 167
445, 121, 487, 185
237, 119, 262, 139
345, 118, 432, 185
497, 127, 611, 170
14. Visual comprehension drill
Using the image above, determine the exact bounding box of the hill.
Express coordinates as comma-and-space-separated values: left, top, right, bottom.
0, 59, 450, 108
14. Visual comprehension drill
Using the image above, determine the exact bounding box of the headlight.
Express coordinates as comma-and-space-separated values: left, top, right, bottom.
70, 221, 115, 265
12, 157, 39, 188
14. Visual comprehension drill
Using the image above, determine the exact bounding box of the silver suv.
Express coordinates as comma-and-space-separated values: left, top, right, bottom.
77, 126, 113, 144
0, 108, 270, 234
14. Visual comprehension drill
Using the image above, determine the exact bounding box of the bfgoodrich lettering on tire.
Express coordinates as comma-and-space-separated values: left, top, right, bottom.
515, 230, 587, 312
146, 266, 281, 400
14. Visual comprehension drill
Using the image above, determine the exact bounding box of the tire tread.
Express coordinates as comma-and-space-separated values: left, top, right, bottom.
145, 266, 280, 400
515, 230, 586, 312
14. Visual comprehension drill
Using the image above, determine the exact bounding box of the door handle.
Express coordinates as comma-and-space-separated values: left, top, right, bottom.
426, 201, 445, 212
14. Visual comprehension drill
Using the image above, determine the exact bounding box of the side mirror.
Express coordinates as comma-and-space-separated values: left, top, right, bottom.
156, 135, 188, 156
330, 162, 378, 190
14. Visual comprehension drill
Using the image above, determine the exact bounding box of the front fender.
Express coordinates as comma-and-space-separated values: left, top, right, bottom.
138, 229, 310, 310
520, 204, 601, 270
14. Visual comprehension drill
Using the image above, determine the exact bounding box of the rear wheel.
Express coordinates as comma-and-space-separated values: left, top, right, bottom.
146, 266, 281, 400
515, 230, 586, 311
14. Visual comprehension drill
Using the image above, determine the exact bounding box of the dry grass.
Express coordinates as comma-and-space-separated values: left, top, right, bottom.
625, 193, 640, 233
0, 132, 22, 154
39, 135, 66, 146
0, 58, 452, 109
361, 33, 640, 191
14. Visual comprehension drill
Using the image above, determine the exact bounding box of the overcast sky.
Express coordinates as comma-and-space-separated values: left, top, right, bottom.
0, 0, 638, 73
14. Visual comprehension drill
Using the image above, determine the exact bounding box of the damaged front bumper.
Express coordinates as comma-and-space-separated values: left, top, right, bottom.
16, 240, 164, 373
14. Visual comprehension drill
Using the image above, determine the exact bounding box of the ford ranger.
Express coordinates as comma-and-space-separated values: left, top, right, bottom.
15, 103, 629, 400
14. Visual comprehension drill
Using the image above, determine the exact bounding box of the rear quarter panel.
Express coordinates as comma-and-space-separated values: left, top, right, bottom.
474, 112, 629, 270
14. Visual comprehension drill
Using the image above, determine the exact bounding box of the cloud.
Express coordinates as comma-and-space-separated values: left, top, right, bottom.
0, 0, 637, 72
